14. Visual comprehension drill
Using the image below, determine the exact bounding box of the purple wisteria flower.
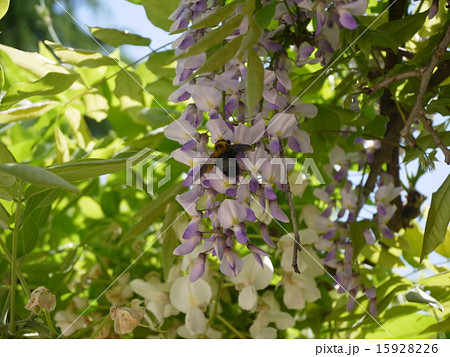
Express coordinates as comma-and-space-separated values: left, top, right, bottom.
163, 0, 367, 281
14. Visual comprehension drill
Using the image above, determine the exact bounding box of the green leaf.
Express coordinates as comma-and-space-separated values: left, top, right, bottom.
364, 311, 436, 338
114, 71, 144, 111
0, 72, 79, 110
19, 215, 39, 255
142, 0, 180, 32
176, 14, 244, 59
23, 188, 63, 219
421, 175, 450, 261
100, 190, 121, 217
146, 50, 175, 79
45, 41, 117, 67
0, 64, 4, 91
363, 115, 389, 137
161, 203, 180, 280
90, 27, 151, 47
55, 124, 70, 163
83, 91, 109, 122
0, 44, 70, 78
0, 163, 79, 193
420, 271, 450, 287
246, 48, 264, 114
255, 1, 277, 28
349, 220, 370, 259
0, 202, 9, 229
435, 228, 450, 258
119, 181, 184, 245
377, 11, 428, 46
315, 104, 357, 124
47, 157, 130, 182
0, 101, 58, 124
237, 17, 262, 58
421, 315, 450, 334
0, 0, 10, 20
194, 35, 243, 76
145, 77, 176, 101
64, 107, 93, 150
135, 107, 178, 129
189, 2, 238, 30
0, 142, 16, 163
416, 129, 450, 149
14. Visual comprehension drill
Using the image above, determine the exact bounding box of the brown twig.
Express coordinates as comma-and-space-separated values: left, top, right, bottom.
400, 24, 450, 143
367, 69, 422, 93
279, 144, 301, 274
418, 111, 450, 164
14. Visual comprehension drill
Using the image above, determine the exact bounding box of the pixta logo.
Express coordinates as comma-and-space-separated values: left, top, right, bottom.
126, 148, 171, 195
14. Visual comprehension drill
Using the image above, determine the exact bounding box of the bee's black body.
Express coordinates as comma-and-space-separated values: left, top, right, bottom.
200, 139, 252, 178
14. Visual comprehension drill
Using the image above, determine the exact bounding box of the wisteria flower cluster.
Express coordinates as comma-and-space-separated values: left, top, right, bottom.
164, 0, 376, 283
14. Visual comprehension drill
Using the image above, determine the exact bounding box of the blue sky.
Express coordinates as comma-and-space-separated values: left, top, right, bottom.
74, 0, 175, 59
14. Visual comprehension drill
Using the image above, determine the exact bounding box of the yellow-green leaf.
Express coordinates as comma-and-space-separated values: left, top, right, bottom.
176, 14, 244, 60
90, 27, 151, 47
55, 124, 70, 163
0, 0, 10, 20
421, 175, 450, 261
119, 181, 184, 245
189, 2, 238, 30
246, 48, 264, 115
0, 101, 58, 124
435, 228, 450, 258
45, 41, 117, 67
0, 44, 69, 78
161, 202, 180, 280
0, 163, 79, 193
0, 72, 79, 110
194, 35, 243, 76
83, 91, 109, 122
65, 107, 93, 150
142, 0, 179, 32
0, 64, 4, 91
114, 71, 144, 111
420, 271, 450, 287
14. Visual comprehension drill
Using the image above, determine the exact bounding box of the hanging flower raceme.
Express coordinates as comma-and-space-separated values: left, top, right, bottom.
162, 0, 371, 283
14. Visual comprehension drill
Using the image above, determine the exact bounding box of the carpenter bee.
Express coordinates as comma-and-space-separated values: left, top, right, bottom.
199, 139, 252, 178
402, 190, 426, 228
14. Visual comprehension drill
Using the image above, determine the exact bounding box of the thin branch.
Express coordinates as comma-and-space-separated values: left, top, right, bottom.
280, 144, 301, 274
400, 24, 450, 143
367, 69, 422, 93
418, 111, 450, 164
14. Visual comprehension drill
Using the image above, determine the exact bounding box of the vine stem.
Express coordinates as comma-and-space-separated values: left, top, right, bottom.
279, 144, 301, 274
9, 181, 24, 335
90, 316, 110, 339
0, 235, 31, 299
205, 274, 224, 334
45, 310, 58, 337
69, 315, 109, 339
215, 315, 246, 339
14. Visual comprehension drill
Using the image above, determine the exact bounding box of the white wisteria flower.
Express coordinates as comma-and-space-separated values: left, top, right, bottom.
249, 291, 295, 339
229, 254, 273, 311
169, 276, 212, 336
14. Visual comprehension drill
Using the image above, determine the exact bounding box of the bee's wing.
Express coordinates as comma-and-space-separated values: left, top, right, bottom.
230, 144, 252, 154
199, 153, 216, 175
